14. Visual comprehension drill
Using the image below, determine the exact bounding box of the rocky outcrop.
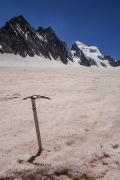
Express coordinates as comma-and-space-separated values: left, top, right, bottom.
37, 26, 72, 64
104, 55, 120, 67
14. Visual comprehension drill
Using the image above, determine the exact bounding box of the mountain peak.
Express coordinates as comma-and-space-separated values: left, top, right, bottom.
12, 15, 26, 21
7, 15, 29, 26
38, 26, 55, 34
74, 41, 102, 55
45, 26, 55, 33
75, 41, 87, 47
2, 15, 31, 37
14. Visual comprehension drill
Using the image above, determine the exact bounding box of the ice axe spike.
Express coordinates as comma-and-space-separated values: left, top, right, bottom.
23, 95, 51, 154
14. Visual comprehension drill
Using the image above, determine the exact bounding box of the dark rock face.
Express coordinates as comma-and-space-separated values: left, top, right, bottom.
37, 26, 72, 64
0, 15, 72, 64
104, 56, 120, 67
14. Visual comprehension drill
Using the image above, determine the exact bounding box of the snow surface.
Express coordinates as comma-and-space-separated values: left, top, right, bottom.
0, 53, 65, 67
0, 55, 120, 179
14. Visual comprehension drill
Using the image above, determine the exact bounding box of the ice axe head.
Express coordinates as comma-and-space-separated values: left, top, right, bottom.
23, 95, 51, 100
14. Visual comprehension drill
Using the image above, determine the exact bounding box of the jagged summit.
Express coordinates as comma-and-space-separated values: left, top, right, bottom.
9, 15, 28, 23
4, 15, 31, 35
75, 41, 87, 48
0, 15, 119, 67
38, 26, 56, 35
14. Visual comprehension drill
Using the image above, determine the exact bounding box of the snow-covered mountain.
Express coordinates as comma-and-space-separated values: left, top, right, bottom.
71, 41, 111, 67
0, 15, 119, 67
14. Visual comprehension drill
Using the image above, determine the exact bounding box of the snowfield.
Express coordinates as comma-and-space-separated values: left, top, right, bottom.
0, 55, 120, 179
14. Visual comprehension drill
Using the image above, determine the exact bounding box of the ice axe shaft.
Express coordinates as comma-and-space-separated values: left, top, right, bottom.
31, 98, 42, 152
23, 95, 51, 153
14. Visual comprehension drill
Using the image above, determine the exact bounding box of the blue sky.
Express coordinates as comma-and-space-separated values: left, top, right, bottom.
0, 0, 120, 59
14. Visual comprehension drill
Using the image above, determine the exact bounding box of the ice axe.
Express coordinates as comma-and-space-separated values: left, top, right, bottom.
23, 95, 51, 155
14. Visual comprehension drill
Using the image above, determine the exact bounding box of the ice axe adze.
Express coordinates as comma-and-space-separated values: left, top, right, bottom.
23, 95, 51, 155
